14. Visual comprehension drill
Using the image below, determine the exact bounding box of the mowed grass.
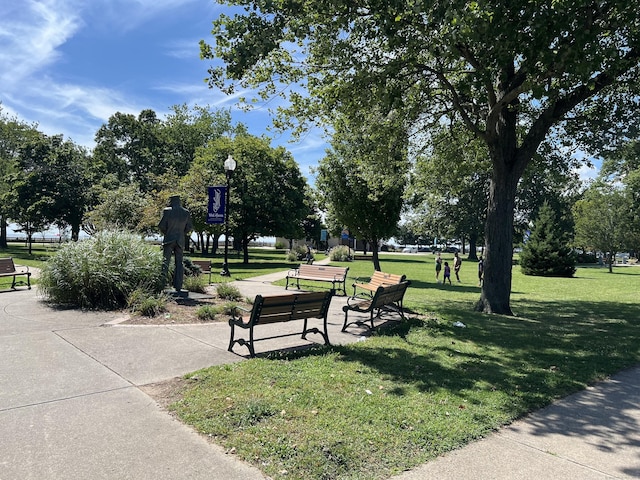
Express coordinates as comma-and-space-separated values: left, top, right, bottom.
171, 254, 640, 480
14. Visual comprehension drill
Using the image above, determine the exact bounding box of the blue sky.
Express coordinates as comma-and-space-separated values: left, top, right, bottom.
1, 0, 599, 188
0, 0, 328, 181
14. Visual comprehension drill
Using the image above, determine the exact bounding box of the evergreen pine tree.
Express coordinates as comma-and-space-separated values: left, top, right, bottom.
520, 202, 576, 277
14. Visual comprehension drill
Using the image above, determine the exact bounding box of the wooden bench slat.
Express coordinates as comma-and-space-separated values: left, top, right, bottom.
342, 281, 410, 331
228, 291, 333, 357
285, 264, 349, 296
352, 271, 406, 297
0, 258, 31, 290
191, 260, 212, 283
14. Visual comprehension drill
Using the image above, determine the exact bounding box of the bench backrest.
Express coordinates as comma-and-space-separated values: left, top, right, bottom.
371, 281, 411, 308
368, 271, 406, 288
251, 291, 333, 325
0, 258, 16, 274
192, 260, 211, 273
298, 264, 348, 280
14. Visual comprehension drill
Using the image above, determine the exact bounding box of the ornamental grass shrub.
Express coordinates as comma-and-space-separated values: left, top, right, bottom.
39, 231, 164, 309
329, 245, 351, 262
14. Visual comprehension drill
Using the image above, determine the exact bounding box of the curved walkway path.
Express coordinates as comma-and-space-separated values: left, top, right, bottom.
0, 268, 639, 479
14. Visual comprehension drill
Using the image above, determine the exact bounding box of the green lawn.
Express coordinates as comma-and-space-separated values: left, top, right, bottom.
171, 255, 640, 480
4, 244, 638, 479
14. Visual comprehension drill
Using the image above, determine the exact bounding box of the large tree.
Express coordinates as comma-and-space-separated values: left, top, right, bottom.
203, 0, 640, 314
0, 108, 40, 248
573, 182, 631, 272
199, 135, 309, 263
316, 111, 408, 271
9, 133, 92, 243
93, 105, 233, 193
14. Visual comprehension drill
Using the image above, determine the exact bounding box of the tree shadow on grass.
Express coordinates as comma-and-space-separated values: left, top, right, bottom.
306, 297, 640, 452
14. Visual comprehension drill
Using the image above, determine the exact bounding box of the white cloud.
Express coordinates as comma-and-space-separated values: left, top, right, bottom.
0, 0, 83, 87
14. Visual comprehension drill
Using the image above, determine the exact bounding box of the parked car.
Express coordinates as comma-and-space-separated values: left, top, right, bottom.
402, 246, 418, 253
417, 246, 432, 252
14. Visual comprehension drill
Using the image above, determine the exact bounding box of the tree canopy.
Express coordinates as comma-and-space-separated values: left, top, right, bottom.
196, 134, 309, 263
204, 0, 640, 314
573, 182, 632, 272
315, 110, 408, 270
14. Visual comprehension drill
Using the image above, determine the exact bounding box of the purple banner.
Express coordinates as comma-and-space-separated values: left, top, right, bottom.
207, 186, 226, 224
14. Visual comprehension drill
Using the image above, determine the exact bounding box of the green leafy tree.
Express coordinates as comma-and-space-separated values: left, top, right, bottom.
409, 125, 490, 260
316, 111, 408, 271
85, 183, 154, 235
162, 104, 233, 176
301, 192, 323, 246
199, 135, 309, 263
520, 202, 576, 277
179, 158, 226, 254
573, 183, 631, 273
0, 107, 40, 248
93, 110, 165, 192
204, 0, 640, 314
600, 140, 640, 254
8, 133, 93, 247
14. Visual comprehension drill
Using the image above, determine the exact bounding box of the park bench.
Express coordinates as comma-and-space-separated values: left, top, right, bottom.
352, 271, 406, 297
342, 281, 411, 332
0, 258, 31, 290
285, 264, 349, 296
352, 254, 371, 261
228, 290, 333, 357
191, 260, 212, 283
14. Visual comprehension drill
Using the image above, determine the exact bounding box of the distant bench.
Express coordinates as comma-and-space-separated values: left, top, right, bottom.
191, 260, 212, 284
0, 258, 31, 290
352, 271, 406, 297
285, 264, 349, 296
342, 281, 411, 331
228, 291, 333, 357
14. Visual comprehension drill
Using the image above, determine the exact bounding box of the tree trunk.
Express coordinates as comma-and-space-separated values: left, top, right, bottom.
71, 223, 80, 242
370, 236, 381, 271
242, 234, 250, 264
476, 171, 519, 314
0, 217, 7, 249
468, 233, 478, 261
475, 88, 526, 315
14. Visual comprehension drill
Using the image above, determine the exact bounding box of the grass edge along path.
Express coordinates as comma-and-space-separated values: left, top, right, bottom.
170, 264, 640, 480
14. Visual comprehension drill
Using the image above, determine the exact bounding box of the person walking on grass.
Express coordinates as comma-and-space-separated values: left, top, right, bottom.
443, 261, 452, 285
453, 251, 462, 282
435, 253, 443, 283
478, 256, 484, 286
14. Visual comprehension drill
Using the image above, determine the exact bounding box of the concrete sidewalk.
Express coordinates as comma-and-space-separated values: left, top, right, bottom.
1, 271, 639, 479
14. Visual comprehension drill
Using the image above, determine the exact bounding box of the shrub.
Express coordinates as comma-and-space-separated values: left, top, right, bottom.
182, 274, 208, 293
520, 202, 576, 277
39, 231, 164, 309
183, 258, 202, 276
286, 245, 308, 262
127, 288, 168, 317
217, 282, 242, 301
330, 245, 351, 262
196, 304, 222, 321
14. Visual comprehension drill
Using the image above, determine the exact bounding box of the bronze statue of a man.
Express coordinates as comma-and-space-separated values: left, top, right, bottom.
158, 195, 193, 291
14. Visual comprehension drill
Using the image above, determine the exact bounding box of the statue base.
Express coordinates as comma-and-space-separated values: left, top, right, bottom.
164, 289, 189, 298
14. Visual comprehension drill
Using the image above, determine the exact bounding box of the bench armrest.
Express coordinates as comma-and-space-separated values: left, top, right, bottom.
230, 305, 252, 322
13, 263, 30, 273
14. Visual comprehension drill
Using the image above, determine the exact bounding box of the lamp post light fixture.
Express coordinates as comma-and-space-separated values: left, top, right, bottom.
220, 154, 237, 277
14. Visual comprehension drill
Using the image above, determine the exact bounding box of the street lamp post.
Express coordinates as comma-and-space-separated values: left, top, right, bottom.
220, 154, 236, 277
